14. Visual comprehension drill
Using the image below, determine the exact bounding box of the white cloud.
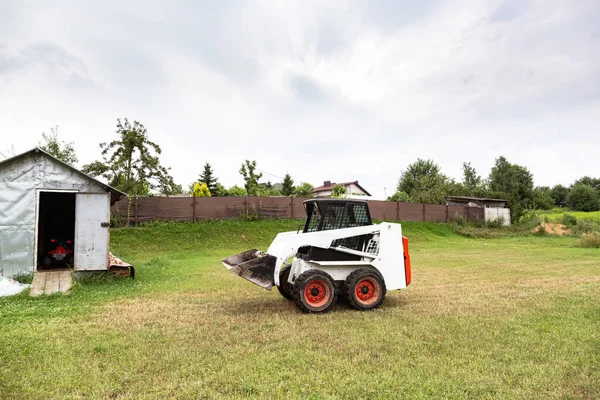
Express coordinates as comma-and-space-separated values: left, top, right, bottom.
0, 0, 598, 197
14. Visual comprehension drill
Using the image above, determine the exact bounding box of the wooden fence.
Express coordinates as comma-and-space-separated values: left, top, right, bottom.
112, 196, 484, 224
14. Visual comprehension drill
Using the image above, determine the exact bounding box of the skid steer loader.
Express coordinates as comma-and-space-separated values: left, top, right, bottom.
222, 199, 411, 313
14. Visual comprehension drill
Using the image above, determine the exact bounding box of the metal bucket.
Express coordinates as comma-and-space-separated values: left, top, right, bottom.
222, 249, 276, 290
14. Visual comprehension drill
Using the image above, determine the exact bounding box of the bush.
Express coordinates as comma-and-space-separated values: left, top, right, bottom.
572, 220, 600, 235
567, 184, 600, 212
486, 216, 505, 228
453, 212, 465, 225
560, 214, 578, 227
577, 232, 600, 248
534, 224, 547, 236
110, 212, 126, 228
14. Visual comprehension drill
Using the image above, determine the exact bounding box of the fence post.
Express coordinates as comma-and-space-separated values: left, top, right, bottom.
192, 192, 197, 222
422, 203, 426, 222
446, 205, 449, 222
465, 206, 470, 222
134, 196, 138, 226
244, 196, 248, 216
396, 202, 400, 221
290, 196, 294, 219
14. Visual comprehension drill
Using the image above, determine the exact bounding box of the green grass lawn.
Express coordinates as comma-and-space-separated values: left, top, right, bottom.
1, 220, 599, 399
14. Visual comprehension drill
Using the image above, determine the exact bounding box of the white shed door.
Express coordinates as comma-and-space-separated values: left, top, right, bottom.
75, 193, 110, 271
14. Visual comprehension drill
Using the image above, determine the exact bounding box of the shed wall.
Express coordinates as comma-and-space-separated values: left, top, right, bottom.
0, 152, 109, 276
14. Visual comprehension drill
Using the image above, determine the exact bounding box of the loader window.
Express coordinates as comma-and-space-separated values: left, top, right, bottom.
305, 203, 321, 233
346, 204, 371, 227
322, 204, 346, 231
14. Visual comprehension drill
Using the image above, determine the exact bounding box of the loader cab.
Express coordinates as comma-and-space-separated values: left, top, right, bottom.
302, 199, 372, 233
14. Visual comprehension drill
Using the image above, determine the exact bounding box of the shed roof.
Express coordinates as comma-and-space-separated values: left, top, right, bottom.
446, 196, 507, 203
0, 147, 126, 204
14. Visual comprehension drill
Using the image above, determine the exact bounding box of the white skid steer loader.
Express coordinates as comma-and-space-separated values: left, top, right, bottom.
222, 199, 411, 313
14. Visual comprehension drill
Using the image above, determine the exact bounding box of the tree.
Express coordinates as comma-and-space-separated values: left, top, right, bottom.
397, 159, 451, 204
39, 126, 78, 165
332, 184, 347, 198
227, 185, 246, 197
390, 191, 411, 202
212, 182, 228, 197
192, 182, 211, 197
199, 163, 218, 194
281, 173, 295, 196
488, 156, 534, 221
82, 118, 181, 196
573, 176, 600, 192
531, 186, 554, 210
294, 182, 314, 198
567, 184, 600, 212
550, 184, 570, 207
239, 160, 263, 196
461, 161, 483, 196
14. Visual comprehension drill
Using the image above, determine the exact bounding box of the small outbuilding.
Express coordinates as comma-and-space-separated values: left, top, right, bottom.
0, 148, 126, 277
446, 196, 511, 225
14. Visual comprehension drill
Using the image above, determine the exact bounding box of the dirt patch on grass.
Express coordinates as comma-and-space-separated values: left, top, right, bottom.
535, 222, 572, 235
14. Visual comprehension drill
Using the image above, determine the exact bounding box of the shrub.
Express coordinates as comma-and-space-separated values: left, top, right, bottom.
453, 212, 465, 225
534, 224, 547, 236
577, 232, 600, 248
566, 184, 600, 212
110, 212, 126, 228
560, 214, 578, 227
486, 216, 505, 228
572, 220, 600, 235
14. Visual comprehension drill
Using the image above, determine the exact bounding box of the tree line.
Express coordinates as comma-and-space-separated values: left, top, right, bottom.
391, 158, 600, 221
13, 118, 599, 220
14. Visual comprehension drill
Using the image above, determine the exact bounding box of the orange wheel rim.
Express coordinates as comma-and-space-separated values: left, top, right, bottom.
355, 278, 379, 305
304, 279, 330, 307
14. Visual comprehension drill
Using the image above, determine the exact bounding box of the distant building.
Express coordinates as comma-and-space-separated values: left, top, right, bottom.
446, 196, 510, 226
313, 181, 372, 198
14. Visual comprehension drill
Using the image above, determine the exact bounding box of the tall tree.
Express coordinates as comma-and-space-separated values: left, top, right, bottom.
239, 160, 263, 196
397, 159, 451, 204
550, 184, 570, 207
461, 161, 483, 195
281, 173, 295, 196
199, 163, 218, 194
82, 118, 182, 196
567, 184, 600, 212
488, 156, 534, 221
39, 126, 78, 165
573, 176, 600, 193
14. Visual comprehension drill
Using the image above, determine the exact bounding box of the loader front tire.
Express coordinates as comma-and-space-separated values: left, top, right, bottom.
345, 269, 386, 311
292, 270, 337, 313
277, 267, 293, 301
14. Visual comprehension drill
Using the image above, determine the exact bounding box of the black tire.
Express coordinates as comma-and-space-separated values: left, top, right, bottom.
43, 256, 52, 267
277, 267, 293, 301
344, 269, 386, 311
292, 270, 337, 313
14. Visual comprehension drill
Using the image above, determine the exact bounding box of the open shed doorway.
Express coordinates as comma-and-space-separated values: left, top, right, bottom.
37, 192, 76, 270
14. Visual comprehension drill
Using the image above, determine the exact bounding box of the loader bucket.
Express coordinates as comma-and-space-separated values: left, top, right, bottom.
222, 249, 276, 290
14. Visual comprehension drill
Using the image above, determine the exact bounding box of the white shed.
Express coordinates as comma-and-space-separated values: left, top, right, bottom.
0, 148, 126, 277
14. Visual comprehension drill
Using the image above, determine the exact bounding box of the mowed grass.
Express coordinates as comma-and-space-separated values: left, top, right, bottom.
0, 220, 599, 399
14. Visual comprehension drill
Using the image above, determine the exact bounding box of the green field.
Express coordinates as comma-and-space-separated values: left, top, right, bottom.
537, 209, 600, 223
1, 220, 599, 399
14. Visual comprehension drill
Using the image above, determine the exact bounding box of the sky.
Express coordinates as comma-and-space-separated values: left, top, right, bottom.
0, 0, 598, 199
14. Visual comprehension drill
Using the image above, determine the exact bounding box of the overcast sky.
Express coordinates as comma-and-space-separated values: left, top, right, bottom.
1, 0, 598, 198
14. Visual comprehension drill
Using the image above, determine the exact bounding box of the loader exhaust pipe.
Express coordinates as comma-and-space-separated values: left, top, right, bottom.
222, 249, 277, 290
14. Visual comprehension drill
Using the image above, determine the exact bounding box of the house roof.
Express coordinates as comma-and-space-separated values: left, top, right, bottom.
446, 196, 507, 203
312, 181, 372, 196
0, 147, 126, 204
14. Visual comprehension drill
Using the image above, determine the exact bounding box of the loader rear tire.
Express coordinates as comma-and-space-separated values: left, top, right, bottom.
345, 269, 386, 311
277, 267, 293, 301
292, 270, 337, 313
